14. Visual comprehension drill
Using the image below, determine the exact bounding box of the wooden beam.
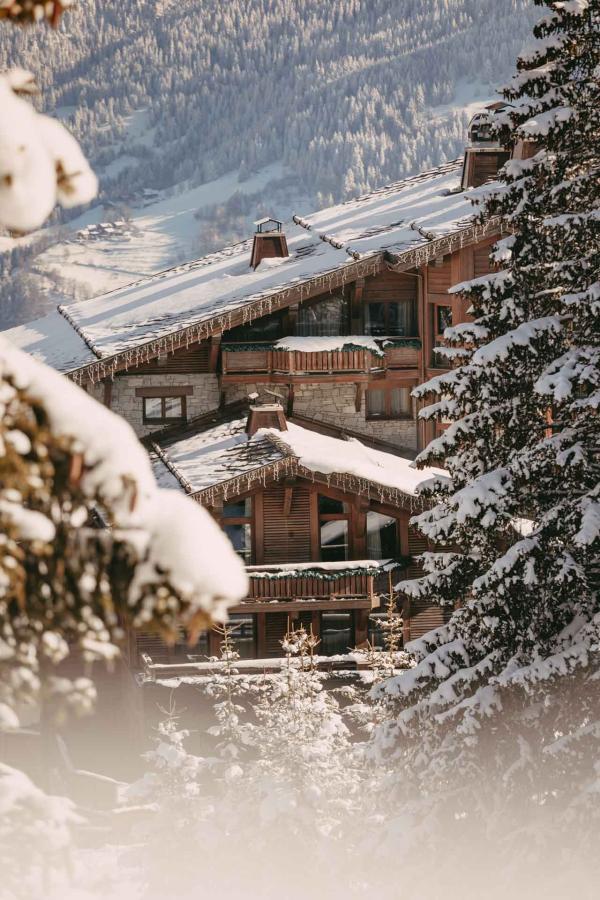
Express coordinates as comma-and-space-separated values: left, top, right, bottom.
286, 383, 295, 417
230, 597, 373, 615
135, 385, 193, 398
102, 379, 113, 408
209, 335, 222, 372
354, 609, 370, 647
253, 492, 264, 565
355, 382, 364, 413
283, 486, 293, 518
256, 613, 266, 657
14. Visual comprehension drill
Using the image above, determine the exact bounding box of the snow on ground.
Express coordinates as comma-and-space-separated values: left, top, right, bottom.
28, 162, 310, 300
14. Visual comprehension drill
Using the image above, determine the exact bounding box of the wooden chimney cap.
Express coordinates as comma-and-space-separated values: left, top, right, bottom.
246, 403, 288, 435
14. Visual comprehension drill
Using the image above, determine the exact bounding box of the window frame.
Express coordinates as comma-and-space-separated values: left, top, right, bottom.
223, 497, 253, 564
366, 385, 413, 421
365, 297, 418, 338
142, 394, 187, 425
318, 495, 350, 562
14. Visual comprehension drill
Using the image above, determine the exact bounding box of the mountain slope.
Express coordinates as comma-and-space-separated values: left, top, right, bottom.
0, 0, 538, 329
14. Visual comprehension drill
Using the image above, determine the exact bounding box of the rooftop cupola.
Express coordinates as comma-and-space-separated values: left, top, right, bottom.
245, 402, 288, 436
461, 102, 511, 190
250, 217, 289, 270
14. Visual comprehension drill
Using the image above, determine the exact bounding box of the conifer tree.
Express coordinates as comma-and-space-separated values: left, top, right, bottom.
377, 0, 600, 844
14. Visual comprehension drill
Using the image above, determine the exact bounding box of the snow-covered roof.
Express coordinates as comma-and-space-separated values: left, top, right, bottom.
293, 160, 475, 259
151, 416, 286, 496
2, 158, 499, 380
151, 413, 444, 509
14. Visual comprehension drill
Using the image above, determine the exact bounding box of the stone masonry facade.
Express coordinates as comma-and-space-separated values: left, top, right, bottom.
108, 373, 220, 437
223, 382, 417, 451
294, 384, 417, 450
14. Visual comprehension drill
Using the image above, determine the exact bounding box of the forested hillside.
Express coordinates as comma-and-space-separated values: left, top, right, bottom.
0, 0, 538, 200
0, 0, 538, 329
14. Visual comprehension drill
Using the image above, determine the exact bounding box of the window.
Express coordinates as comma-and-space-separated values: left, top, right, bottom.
365, 299, 417, 337
223, 498, 252, 563
366, 511, 398, 560
436, 305, 452, 336
366, 386, 412, 420
297, 295, 349, 336
319, 495, 350, 562
142, 395, 186, 424
227, 613, 256, 659
321, 611, 354, 655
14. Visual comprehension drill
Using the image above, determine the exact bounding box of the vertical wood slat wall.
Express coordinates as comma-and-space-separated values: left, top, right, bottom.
263, 484, 312, 564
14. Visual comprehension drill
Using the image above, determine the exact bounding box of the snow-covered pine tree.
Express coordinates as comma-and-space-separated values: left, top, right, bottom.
375, 0, 600, 857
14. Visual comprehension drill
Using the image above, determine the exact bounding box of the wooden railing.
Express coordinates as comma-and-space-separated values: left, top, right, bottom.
221, 342, 421, 377
384, 344, 420, 368
246, 570, 375, 603
222, 344, 379, 376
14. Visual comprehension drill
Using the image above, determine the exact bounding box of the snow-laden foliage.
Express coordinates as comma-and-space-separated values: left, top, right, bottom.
0, 338, 247, 721
0, 67, 96, 233
374, 0, 600, 853
0, 2, 73, 27
0, 762, 81, 899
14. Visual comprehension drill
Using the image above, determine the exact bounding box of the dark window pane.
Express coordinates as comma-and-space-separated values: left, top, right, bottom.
320, 520, 348, 561
318, 495, 348, 515
366, 389, 385, 417
228, 613, 256, 660
297, 295, 349, 336
366, 511, 398, 559
224, 523, 252, 562
390, 387, 411, 417
321, 612, 354, 655
437, 305, 452, 334
368, 613, 386, 649
365, 302, 386, 336
223, 498, 252, 518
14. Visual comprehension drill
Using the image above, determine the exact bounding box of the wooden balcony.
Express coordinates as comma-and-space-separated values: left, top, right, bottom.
228, 561, 399, 613
221, 340, 421, 383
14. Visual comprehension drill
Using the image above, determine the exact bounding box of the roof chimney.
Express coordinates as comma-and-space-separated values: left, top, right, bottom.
250, 218, 289, 270
461, 102, 511, 190
246, 402, 288, 436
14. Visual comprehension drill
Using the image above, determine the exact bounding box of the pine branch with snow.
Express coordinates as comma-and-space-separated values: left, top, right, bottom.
374, 0, 600, 851
0, 339, 247, 723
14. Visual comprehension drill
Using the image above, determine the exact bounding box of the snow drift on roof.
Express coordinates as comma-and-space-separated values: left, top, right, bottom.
295, 159, 475, 258
263, 422, 446, 497
1, 159, 490, 374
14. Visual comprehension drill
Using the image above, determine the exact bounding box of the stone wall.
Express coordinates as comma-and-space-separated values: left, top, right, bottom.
293, 383, 417, 450
107, 373, 220, 436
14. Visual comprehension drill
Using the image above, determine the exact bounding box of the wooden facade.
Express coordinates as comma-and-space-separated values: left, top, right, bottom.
121, 230, 498, 662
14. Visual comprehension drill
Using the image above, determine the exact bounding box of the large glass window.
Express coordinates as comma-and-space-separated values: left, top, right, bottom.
297, 295, 349, 336
319, 495, 350, 561
366, 511, 398, 560
366, 386, 412, 420
321, 612, 354, 655
223, 498, 252, 563
227, 311, 284, 342
365, 299, 417, 337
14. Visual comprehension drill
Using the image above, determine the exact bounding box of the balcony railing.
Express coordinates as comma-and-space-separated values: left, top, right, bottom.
227, 561, 400, 613
221, 340, 421, 378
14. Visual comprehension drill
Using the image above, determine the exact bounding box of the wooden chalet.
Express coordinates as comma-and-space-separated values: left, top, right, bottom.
3, 103, 531, 662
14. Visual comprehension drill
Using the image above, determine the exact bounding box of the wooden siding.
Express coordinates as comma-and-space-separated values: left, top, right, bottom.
384, 345, 419, 368
263, 484, 312, 564
132, 344, 210, 374
473, 244, 494, 278
265, 612, 290, 656
427, 259, 452, 294
362, 269, 417, 302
